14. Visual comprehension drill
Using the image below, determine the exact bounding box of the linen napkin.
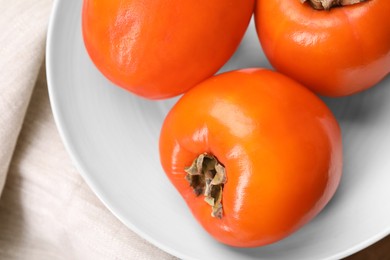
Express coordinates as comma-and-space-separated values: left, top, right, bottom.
0, 0, 174, 259
0, 0, 50, 194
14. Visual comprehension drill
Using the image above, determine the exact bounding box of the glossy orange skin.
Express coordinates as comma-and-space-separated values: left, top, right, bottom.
159, 69, 343, 247
82, 0, 254, 100
255, 0, 390, 97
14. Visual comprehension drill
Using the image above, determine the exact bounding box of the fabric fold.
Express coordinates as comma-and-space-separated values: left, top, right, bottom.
0, 1, 174, 258
0, 0, 52, 195
0, 65, 174, 259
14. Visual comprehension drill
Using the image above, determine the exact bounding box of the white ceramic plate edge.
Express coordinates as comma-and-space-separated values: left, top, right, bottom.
45, 1, 196, 259
45, 0, 390, 259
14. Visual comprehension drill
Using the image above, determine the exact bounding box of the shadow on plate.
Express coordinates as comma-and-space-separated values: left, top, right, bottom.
322, 75, 390, 124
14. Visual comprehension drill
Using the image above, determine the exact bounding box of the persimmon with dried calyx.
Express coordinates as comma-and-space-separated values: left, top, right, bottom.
159, 69, 343, 247
82, 0, 254, 100
255, 0, 390, 97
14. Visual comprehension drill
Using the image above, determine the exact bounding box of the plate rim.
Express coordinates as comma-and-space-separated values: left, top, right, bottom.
45, 0, 191, 259
45, 0, 390, 259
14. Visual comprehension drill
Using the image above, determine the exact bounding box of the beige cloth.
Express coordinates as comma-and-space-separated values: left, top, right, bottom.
0, 1, 174, 259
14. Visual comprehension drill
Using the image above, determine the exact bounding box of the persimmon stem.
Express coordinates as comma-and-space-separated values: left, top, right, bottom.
185, 153, 226, 219
301, 0, 366, 10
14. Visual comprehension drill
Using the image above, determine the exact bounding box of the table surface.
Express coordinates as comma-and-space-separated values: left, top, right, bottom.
346, 235, 389, 259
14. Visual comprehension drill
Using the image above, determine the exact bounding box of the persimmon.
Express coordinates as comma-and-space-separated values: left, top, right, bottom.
255, 0, 390, 97
159, 69, 343, 247
82, 0, 254, 99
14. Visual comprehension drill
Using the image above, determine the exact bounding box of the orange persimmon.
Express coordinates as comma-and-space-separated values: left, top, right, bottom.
255, 0, 390, 97
82, 0, 254, 99
159, 69, 343, 247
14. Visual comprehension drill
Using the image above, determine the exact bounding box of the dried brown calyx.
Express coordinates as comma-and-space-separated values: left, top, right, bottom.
301, 0, 367, 10
185, 153, 227, 219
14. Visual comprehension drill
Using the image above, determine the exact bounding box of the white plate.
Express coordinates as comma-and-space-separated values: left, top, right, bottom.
46, 0, 390, 259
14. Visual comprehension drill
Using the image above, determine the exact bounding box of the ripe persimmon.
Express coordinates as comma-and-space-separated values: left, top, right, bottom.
159, 69, 343, 247
82, 0, 254, 99
255, 0, 390, 97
